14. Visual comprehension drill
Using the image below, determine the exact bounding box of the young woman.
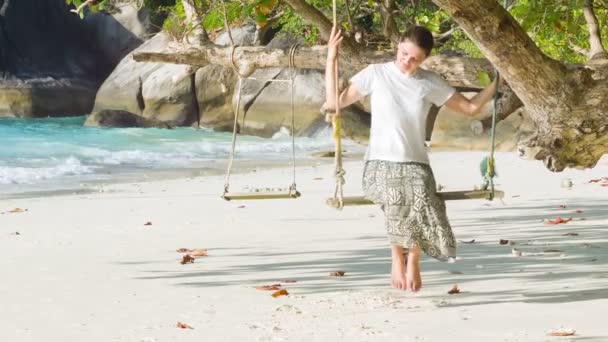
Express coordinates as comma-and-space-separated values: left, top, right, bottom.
324, 25, 498, 291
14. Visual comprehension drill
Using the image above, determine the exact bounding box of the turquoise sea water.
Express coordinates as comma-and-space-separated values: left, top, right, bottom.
0, 116, 362, 196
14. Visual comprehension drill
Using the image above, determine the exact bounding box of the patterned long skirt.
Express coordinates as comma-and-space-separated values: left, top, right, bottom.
362, 160, 456, 261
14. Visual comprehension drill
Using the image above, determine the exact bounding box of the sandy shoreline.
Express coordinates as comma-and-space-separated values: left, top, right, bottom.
1, 151, 607, 341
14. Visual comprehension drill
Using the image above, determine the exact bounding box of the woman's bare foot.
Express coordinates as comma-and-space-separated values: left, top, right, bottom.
406, 246, 422, 292
390, 245, 407, 290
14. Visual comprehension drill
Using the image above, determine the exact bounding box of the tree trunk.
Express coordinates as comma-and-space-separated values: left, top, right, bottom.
433, 0, 608, 171
181, 0, 208, 44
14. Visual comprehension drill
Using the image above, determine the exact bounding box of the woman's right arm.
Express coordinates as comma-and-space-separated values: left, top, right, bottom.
325, 26, 364, 112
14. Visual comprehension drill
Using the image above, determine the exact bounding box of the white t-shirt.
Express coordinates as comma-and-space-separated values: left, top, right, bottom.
350, 62, 455, 164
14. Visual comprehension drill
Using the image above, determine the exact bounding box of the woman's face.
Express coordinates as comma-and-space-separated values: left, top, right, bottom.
395, 40, 427, 75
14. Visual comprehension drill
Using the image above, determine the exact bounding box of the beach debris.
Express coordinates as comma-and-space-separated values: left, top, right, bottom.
449, 271, 463, 275
547, 329, 575, 336
187, 249, 208, 257
562, 233, 579, 236
543, 249, 565, 254
329, 271, 346, 277
588, 177, 608, 183
176, 248, 193, 253
544, 217, 572, 225
5, 208, 27, 214
559, 204, 567, 209
573, 209, 584, 213
271, 289, 289, 298
237, 205, 246, 209
313, 177, 324, 180
499, 239, 510, 245
180, 254, 195, 264
459, 239, 476, 244
512, 248, 523, 257
280, 279, 297, 283
561, 179, 573, 188
447, 284, 461, 295
144, 221, 152, 226
176, 322, 194, 329
256, 284, 282, 291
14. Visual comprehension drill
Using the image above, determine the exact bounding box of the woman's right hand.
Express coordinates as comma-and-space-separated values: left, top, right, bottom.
327, 26, 343, 62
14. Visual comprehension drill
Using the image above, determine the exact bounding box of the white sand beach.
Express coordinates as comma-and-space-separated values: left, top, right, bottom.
1, 151, 607, 342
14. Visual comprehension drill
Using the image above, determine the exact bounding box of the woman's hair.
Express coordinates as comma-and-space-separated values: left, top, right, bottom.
399, 26, 434, 56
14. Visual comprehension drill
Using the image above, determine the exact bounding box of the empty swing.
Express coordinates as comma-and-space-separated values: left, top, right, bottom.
221, 43, 302, 201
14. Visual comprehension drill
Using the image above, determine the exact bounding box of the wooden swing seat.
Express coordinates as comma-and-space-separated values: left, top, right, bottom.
326, 189, 504, 208
223, 189, 301, 201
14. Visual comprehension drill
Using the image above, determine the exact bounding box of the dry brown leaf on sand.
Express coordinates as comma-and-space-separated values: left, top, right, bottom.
180, 254, 195, 264
329, 271, 345, 277
8, 208, 26, 213
237, 205, 246, 209
271, 289, 289, 298
176, 248, 193, 253
448, 284, 461, 294
190, 249, 208, 257
144, 221, 152, 226
544, 217, 572, 225
547, 329, 575, 336
176, 322, 194, 329
256, 284, 282, 291
499, 239, 510, 245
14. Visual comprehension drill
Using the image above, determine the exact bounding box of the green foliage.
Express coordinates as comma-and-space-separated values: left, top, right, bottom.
67, 0, 607, 64
277, 8, 319, 45
203, 1, 242, 32
507, 0, 608, 63
143, 0, 178, 28
66, 0, 109, 18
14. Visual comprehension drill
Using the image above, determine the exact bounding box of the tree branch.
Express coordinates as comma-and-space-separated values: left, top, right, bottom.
431, 0, 570, 116
375, 0, 399, 44
282, 0, 360, 55
132, 42, 499, 88
583, 0, 608, 60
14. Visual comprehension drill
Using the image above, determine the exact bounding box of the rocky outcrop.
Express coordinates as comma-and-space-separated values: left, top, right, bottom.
85, 109, 171, 128
0, 0, 150, 117
88, 32, 201, 127
88, 26, 529, 152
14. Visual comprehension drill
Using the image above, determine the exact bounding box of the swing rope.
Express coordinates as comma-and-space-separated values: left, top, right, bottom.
327, 0, 346, 209
221, 0, 299, 198
484, 71, 500, 200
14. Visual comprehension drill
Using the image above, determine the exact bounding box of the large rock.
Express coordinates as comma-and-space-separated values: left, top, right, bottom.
214, 24, 259, 46
430, 94, 535, 151
84, 2, 151, 65
0, 0, 152, 117
85, 109, 171, 128
90, 33, 171, 120
90, 32, 201, 127
0, 77, 97, 117
142, 64, 196, 126
195, 64, 238, 131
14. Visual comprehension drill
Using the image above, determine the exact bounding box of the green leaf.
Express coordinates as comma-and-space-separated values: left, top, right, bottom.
477, 71, 491, 87
79, 10, 84, 19
255, 12, 267, 25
